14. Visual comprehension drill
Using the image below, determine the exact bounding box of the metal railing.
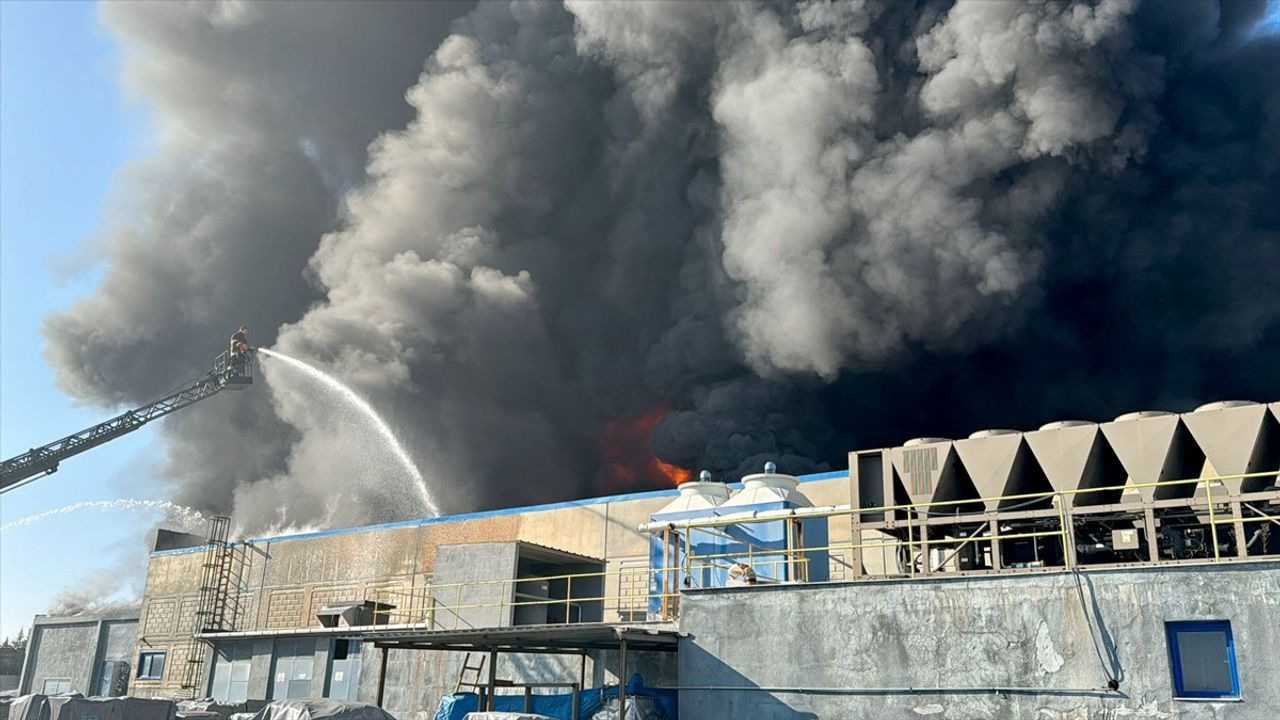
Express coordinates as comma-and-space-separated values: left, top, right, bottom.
669, 470, 1280, 583
345, 471, 1277, 629
365, 564, 687, 628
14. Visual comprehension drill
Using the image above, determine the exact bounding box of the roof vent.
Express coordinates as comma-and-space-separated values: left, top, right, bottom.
1194, 400, 1258, 412
1038, 420, 1095, 431
904, 437, 950, 447
968, 429, 1019, 439
699, 470, 712, 482
1113, 410, 1173, 422
764, 461, 777, 474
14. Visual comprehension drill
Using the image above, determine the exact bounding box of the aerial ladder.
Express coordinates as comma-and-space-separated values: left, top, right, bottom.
0, 348, 255, 493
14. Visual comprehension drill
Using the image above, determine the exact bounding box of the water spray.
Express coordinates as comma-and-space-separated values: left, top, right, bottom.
1, 499, 206, 534
257, 348, 440, 517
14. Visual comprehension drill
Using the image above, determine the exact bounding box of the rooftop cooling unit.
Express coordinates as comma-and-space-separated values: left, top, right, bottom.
953, 430, 1053, 511
890, 438, 978, 513
714, 463, 827, 583
1100, 411, 1204, 504
1024, 421, 1127, 507
1181, 401, 1280, 496
652, 476, 730, 518
719, 466, 814, 509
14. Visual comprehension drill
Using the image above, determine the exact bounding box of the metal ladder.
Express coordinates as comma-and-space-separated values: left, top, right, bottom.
182, 516, 236, 696
455, 653, 487, 694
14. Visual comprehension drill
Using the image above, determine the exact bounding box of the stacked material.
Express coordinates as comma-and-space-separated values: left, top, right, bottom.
249, 700, 398, 720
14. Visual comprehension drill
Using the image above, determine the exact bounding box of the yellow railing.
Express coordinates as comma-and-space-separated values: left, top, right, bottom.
356, 471, 1276, 628
365, 564, 688, 628
671, 469, 1279, 581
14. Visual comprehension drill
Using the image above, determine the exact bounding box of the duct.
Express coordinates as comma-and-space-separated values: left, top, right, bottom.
890, 439, 980, 513
953, 431, 1052, 511
1100, 412, 1203, 503
1181, 401, 1279, 495
315, 601, 394, 628
1024, 422, 1127, 507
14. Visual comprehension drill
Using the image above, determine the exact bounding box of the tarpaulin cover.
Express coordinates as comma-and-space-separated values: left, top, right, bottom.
432, 693, 569, 720
177, 712, 224, 719
463, 714, 555, 720
248, 700, 397, 720
433, 675, 674, 720
578, 676, 674, 720
118, 697, 177, 720
178, 700, 248, 718
7, 695, 50, 720
48, 696, 121, 720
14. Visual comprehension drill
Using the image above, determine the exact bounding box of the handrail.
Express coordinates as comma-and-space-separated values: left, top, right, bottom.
638, 470, 1279, 532
354, 470, 1277, 629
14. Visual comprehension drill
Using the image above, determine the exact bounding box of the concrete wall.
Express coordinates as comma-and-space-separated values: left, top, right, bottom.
679, 562, 1280, 720
21, 615, 138, 697
432, 543, 518, 629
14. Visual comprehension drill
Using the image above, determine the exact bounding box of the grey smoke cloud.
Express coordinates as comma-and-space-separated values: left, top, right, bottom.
42, 0, 1280, 533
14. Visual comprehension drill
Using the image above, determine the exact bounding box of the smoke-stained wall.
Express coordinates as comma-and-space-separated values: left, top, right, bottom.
42, 1, 1280, 533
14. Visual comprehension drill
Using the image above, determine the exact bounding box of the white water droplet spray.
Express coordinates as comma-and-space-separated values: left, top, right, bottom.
257, 348, 440, 517
1, 499, 207, 534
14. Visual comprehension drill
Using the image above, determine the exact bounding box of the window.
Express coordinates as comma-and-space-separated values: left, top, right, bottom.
137, 651, 167, 680
42, 678, 72, 695
1166, 620, 1240, 699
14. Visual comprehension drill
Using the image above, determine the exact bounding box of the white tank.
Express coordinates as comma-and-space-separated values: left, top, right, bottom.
720, 462, 813, 508
652, 479, 730, 517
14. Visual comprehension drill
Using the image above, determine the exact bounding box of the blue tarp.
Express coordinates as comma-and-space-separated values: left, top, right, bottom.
433, 675, 675, 720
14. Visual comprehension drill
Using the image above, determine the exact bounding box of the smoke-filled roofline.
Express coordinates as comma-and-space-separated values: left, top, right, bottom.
151, 470, 851, 557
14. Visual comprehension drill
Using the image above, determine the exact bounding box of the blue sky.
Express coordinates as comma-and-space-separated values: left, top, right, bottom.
0, 0, 162, 639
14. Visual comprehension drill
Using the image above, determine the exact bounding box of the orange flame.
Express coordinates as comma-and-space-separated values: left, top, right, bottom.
600, 408, 692, 492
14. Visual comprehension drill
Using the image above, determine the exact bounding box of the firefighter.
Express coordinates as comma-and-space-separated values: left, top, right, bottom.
230, 326, 251, 356
229, 326, 252, 374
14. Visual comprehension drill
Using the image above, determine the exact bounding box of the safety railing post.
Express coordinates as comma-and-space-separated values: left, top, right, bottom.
1205, 479, 1221, 563
565, 575, 572, 625
1057, 493, 1076, 571
906, 507, 916, 579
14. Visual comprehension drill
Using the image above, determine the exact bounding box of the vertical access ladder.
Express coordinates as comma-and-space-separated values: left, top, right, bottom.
182, 516, 245, 696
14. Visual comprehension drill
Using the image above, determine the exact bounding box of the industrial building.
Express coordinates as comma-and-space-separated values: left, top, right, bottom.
96, 401, 1280, 717
16, 611, 138, 698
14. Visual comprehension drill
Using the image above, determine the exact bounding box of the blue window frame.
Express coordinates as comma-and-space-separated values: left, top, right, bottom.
1165, 620, 1239, 699
137, 651, 167, 680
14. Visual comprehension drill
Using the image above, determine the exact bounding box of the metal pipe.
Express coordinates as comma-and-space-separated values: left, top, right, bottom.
651, 684, 1117, 695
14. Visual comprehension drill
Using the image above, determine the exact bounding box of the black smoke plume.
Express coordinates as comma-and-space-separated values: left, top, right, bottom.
43, 0, 1280, 532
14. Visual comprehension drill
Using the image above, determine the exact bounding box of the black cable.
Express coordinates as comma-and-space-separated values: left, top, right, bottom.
1070, 567, 1120, 690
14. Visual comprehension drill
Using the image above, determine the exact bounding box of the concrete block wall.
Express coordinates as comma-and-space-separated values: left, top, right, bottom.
678, 562, 1280, 720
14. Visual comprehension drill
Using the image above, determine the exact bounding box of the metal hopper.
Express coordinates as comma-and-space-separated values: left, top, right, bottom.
953, 430, 1053, 511
1100, 411, 1204, 503
1024, 421, 1127, 506
1181, 401, 1280, 495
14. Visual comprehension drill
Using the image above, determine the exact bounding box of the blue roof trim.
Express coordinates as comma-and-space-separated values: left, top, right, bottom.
150, 469, 849, 557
